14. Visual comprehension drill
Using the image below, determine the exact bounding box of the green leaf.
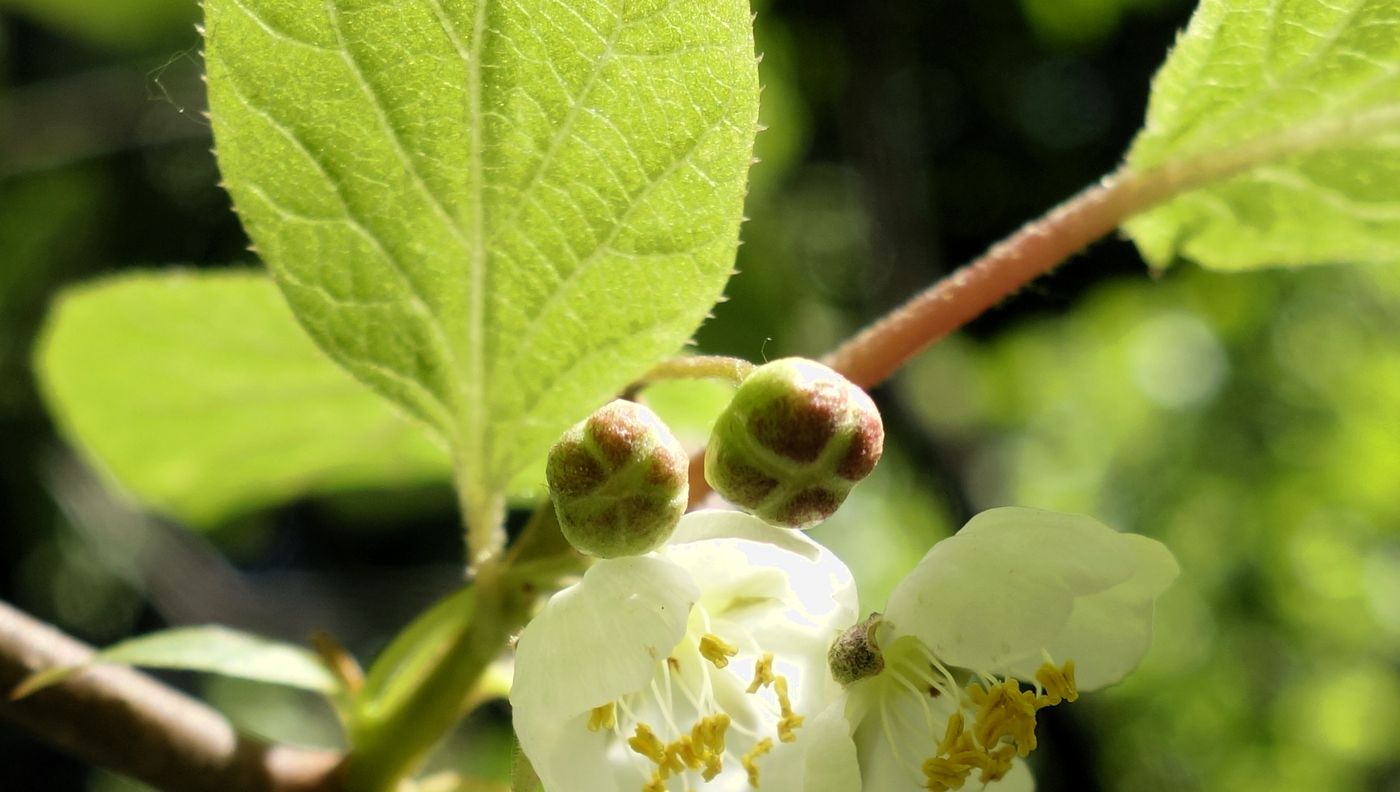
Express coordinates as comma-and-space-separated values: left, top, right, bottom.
204, 0, 761, 554
36, 270, 452, 526
11, 625, 340, 700
1124, 0, 1400, 271
358, 585, 475, 719
638, 377, 736, 455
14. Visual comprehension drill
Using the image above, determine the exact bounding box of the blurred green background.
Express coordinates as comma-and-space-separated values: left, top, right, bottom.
1, 0, 1397, 791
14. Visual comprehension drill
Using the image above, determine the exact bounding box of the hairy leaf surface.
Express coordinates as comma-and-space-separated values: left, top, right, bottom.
37, 271, 451, 526
204, 0, 760, 544
1125, 0, 1400, 271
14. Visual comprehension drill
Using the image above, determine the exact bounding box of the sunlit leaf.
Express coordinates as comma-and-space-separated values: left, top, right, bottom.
11, 625, 339, 699
36, 270, 452, 526
1125, 0, 1400, 271
203, 0, 761, 547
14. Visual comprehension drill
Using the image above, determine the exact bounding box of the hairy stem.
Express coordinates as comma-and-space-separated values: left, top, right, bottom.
0, 601, 341, 792
631, 355, 755, 391
458, 465, 506, 572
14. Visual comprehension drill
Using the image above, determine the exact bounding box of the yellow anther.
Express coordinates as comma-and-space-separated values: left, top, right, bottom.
774, 676, 793, 714
664, 735, 698, 772
747, 652, 775, 693
628, 723, 667, 766
921, 755, 972, 791
702, 752, 724, 781
777, 713, 804, 743
642, 773, 666, 792
976, 744, 1017, 783
587, 702, 616, 732
936, 712, 964, 755
693, 713, 731, 755
921, 711, 980, 791
773, 675, 804, 742
741, 738, 774, 788
1035, 660, 1078, 706
699, 633, 739, 669
968, 680, 1038, 755
671, 717, 728, 782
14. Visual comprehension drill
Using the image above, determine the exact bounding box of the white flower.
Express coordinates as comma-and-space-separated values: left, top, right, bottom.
511, 509, 858, 792
805, 507, 1180, 792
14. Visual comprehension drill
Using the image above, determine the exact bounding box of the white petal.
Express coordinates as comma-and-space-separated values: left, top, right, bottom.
1005, 532, 1179, 690
801, 699, 861, 792
884, 508, 1141, 673
518, 711, 627, 792
670, 508, 822, 562
846, 675, 962, 790
511, 555, 696, 720
664, 510, 859, 788
669, 513, 855, 615
663, 510, 858, 692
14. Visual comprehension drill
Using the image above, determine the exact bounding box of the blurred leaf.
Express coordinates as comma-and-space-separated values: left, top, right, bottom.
1020, 0, 1169, 47
12, 625, 339, 699
1125, 0, 1400, 271
408, 772, 509, 792
637, 377, 737, 455
0, 0, 197, 50
0, 169, 101, 411
359, 585, 475, 721
203, 0, 760, 547
36, 270, 452, 527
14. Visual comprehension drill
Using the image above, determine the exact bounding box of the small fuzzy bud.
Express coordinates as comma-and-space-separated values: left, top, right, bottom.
829, 613, 885, 686
705, 358, 884, 527
546, 400, 689, 558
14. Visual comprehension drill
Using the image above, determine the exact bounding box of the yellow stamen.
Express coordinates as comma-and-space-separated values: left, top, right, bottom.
747, 652, 775, 693
969, 680, 1038, 755
741, 737, 774, 787
774, 675, 804, 742
702, 753, 724, 781
1035, 660, 1078, 706
917, 657, 1081, 791
936, 712, 964, 755
699, 633, 738, 669
977, 744, 1016, 783
628, 723, 667, 766
682, 714, 730, 781
695, 713, 731, 755
664, 735, 696, 773
922, 755, 972, 791
587, 702, 616, 732
642, 773, 666, 792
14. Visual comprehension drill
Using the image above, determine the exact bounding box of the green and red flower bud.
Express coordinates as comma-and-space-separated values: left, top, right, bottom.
704, 357, 884, 527
546, 400, 689, 558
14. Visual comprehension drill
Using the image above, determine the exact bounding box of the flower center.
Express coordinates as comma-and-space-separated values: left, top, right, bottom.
868, 636, 1078, 791
585, 611, 810, 791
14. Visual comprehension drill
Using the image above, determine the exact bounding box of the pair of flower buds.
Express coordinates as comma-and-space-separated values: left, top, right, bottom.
546, 358, 885, 558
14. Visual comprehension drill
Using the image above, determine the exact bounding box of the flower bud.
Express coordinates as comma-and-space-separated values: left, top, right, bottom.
705, 357, 883, 527
546, 400, 689, 558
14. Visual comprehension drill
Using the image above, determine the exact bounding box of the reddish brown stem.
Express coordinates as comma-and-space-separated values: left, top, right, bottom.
0, 601, 343, 792
822, 168, 1164, 388
821, 100, 1400, 390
